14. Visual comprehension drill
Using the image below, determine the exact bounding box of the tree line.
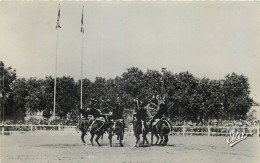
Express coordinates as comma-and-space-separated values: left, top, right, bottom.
0, 61, 254, 122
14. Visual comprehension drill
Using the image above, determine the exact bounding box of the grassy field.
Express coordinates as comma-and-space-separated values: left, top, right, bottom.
1, 131, 260, 163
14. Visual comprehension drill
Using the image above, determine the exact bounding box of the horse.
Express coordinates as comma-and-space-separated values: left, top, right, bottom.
133, 118, 150, 147
150, 118, 171, 146
133, 99, 150, 147
89, 118, 110, 146
76, 118, 91, 144
148, 95, 171, 146
108, 119, 124, 147
77, 109, 110, 146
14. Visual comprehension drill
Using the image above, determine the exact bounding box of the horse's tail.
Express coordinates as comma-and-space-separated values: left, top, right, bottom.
161, 121, 171, 135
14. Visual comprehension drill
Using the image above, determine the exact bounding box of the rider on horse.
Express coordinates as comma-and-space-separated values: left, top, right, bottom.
133, 98, 150, 133
149, 96, 169, 129
113, 97, 124, 119
135, 99, 150, 121
101, 99, 111, 114
80, 98, 101, 118
112, 97, 125, 128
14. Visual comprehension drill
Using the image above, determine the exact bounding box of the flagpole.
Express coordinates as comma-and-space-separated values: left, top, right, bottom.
80, 30, 83, 117
80, 6, 84, 118
54, 4, 61, 119
54, 22, 58, 119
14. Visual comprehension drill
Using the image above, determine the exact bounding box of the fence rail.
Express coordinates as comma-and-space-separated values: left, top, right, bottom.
171, 125, 260, 137
0, 124, 77, 135
0, 124, 259, 137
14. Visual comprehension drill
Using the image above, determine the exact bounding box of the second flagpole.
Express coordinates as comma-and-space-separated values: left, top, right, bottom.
80, 6, 84, 118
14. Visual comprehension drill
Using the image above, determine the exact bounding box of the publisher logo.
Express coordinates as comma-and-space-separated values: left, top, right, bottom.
227, 129, 247, 147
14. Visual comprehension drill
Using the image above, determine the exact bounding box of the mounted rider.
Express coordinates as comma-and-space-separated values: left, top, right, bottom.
113, 97, 124, 120
101, 99, 112, 115
80, 97, 101, 119
133, 98, 150, 132
112, 97, 125, 128
79, 97, 108, 132
149, 95, 169, 129
135, 98, 150, 121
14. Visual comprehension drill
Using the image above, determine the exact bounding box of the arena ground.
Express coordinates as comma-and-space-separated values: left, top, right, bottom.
1, 131, 260, 163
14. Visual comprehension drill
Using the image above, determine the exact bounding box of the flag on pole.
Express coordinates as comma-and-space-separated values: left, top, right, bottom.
81, 6, 84, 33
56, 5, 61, 29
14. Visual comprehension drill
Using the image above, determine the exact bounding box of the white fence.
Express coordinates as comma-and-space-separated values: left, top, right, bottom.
0, 124, 77, 135
171, 125, 260, 137
1, 124, 259, 137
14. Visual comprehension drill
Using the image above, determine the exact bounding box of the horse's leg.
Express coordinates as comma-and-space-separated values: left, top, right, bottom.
163, 135, 168, 146
119, 132, 124, 147
95, 133, 102, 146
155, 134, 159, 145
109, 134, 113, 147
159, 135, 163, 145
151, 132, 154, 146
135, 134, 140, 147
145, 131, 149, 146
81, 132, 86, 144
90, 133, 94, 146
142, 132, 146, 146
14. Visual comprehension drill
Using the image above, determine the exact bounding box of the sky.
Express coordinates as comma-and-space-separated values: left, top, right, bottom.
0, 2, 259, 101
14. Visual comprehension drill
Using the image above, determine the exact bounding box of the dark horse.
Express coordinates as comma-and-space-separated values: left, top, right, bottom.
133, 99, 150, 147
77, 118, 90, 144
77, 117, 109, 146
89, 119, 110, 146
148, 96, 171, 146
108, 119, 124, 147
150, 118, 171, 146
133, 119, 150, 147
78, 108, 110, 146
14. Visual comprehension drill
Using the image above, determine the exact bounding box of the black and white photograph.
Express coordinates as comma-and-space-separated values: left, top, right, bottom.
0, 1, 260, 163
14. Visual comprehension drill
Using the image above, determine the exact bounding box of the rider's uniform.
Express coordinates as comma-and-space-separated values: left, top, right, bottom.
112, 101, 125, 130
136, 101, 149, 121
153, 101, 168, 119
102, 101, 111, 114
134, 100, 150, 131
89, 99, 101, 118
113, 101, 124, 120
150, 100, 169, 128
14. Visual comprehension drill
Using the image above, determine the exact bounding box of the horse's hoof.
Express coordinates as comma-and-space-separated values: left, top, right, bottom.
83, 143, 86, 145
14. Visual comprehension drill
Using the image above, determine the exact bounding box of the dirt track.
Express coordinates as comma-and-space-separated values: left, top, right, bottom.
1, 131, 260, 163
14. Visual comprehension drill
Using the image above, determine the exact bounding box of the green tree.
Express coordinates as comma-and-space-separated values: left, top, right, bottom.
223, 73, 253, 120
0, 61, 17, 121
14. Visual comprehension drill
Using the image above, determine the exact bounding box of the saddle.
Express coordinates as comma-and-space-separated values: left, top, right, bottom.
114, 119, 124, 123
95, 117, 105, 122
152, 119, 161, 126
